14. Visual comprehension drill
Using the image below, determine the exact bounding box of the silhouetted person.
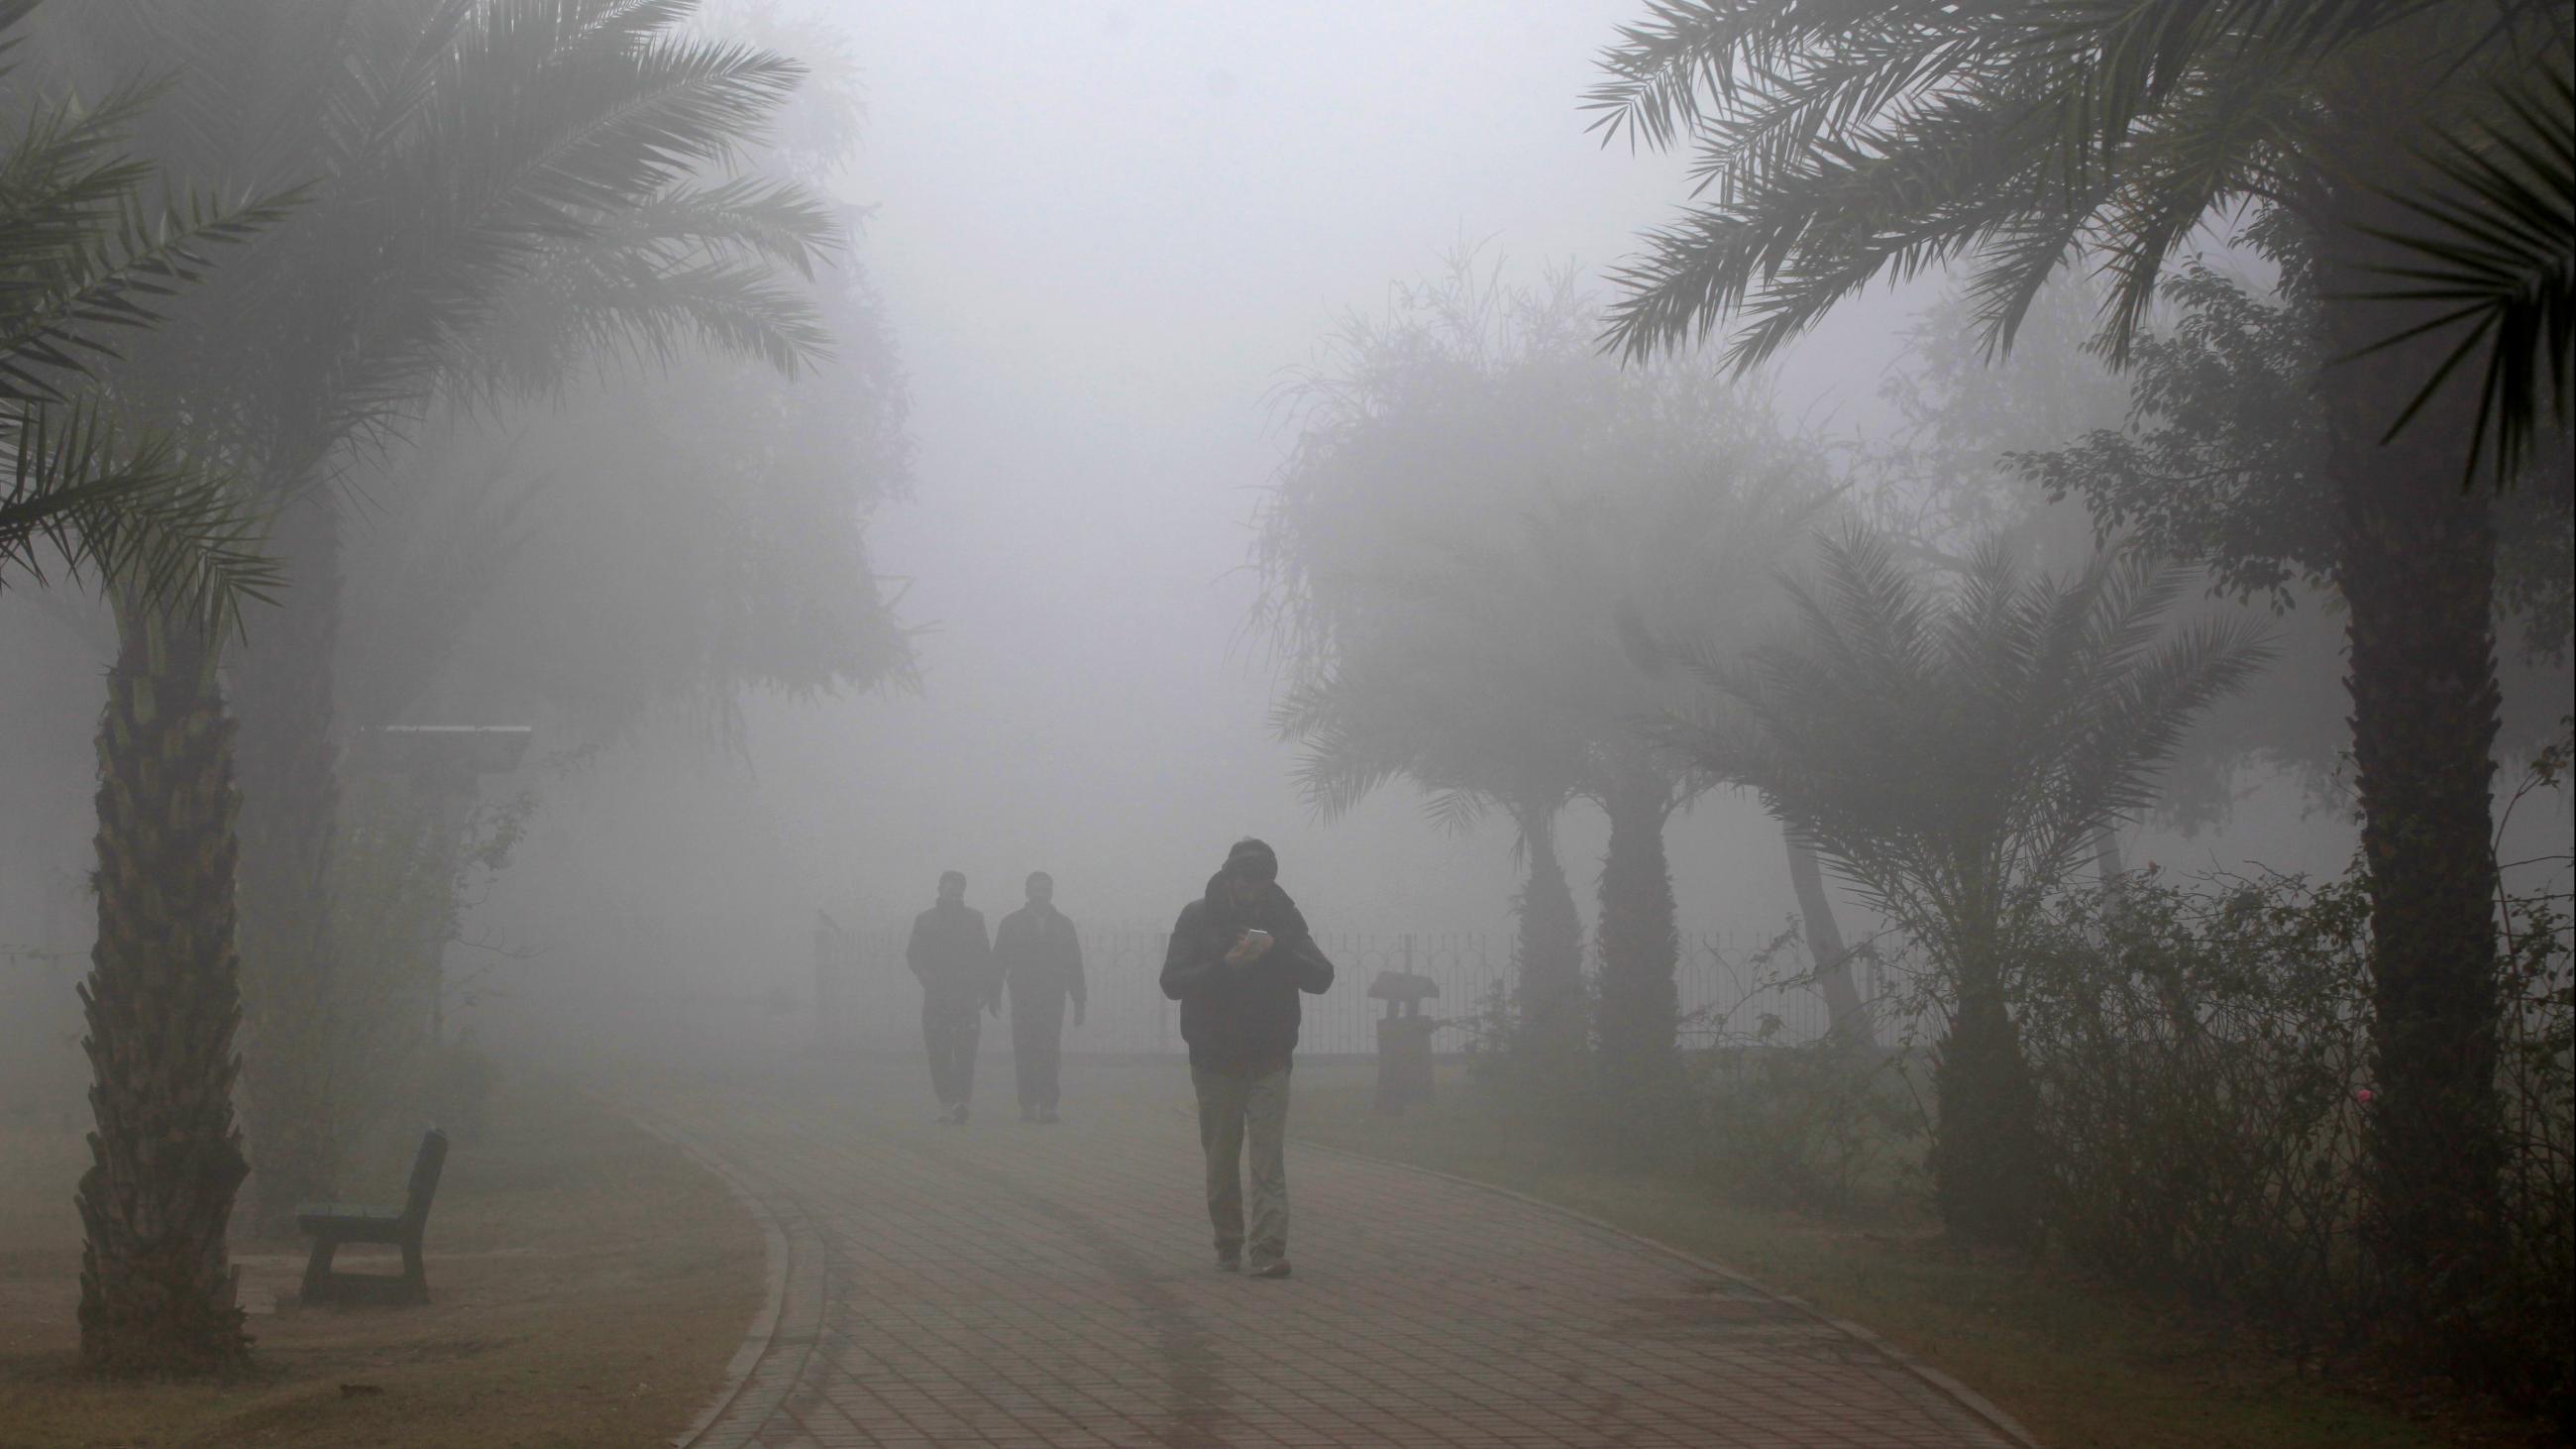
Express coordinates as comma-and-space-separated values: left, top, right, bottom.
908, 870, 995, 1124
1158, 837, 1334, 1278
996, 871, 1086, 1123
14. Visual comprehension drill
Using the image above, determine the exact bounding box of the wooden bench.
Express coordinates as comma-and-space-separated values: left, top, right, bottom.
296, 1128, 447, 1305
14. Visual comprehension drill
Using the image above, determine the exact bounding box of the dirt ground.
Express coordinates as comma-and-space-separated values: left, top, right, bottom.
0, 1070, 761, 1448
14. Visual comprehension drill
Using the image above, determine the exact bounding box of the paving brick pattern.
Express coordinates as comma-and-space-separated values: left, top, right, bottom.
637, 1063, 2024, 1449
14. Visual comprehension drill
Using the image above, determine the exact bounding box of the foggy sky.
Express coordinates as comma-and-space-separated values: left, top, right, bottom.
472, 0, 2395, 992
12, 2, 2520, 1004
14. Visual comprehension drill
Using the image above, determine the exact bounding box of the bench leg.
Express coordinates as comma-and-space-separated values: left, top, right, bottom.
300, 1236, 338, 1304
398, 1234, 428, 1305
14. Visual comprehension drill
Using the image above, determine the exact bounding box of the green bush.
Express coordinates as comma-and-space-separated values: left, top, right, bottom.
2020, 863, 2572, 1408
2021, 869, 2375, 1342
1459, 959, 1919, 1208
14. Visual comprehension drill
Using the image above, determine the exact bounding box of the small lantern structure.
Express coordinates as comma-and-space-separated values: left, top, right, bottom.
1368, 969, 1440, 1115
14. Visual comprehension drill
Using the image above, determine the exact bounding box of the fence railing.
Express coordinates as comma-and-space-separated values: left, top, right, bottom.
2, 924, 1933, 1113
804, 923, 1919, 1057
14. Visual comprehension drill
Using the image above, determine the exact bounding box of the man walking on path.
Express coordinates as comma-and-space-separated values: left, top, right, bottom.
908, 870, 995, 1124
996, 870, 1086, 1123
1159, 838, 1335, 1278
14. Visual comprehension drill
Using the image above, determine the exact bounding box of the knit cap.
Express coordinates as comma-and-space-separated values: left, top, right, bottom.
1224, 837, 1279, 880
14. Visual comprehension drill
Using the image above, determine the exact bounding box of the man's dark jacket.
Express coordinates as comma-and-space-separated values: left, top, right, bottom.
1158, 873, 1334, 1074
908, 900, 994, 1010
995, 904, 1085, 1009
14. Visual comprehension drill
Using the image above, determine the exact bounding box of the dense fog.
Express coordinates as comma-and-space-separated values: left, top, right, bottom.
1, 1, 2569, 1434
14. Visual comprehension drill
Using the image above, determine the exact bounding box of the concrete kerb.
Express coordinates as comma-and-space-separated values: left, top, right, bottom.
584, 1090, 804, 1449
1290, 1135, 2049, 1449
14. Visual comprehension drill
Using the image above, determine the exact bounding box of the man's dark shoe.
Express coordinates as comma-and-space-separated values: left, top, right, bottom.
1249, 1260, 1291, 1280
955, 1103, 970, 1125
1038, 1108, 1061, 1125
1020, 1104, 1036, 1123
1216, 1251, 1241, 1273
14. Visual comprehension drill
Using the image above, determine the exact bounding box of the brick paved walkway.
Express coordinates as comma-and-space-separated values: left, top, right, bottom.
630, 1060, 2030, 1449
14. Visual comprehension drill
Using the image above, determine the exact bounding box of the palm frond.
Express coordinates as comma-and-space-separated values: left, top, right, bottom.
2346, 63, 2574, 486
0, 181, 301, 404
1587, 0, 2483, 378
1660, 524, 2265, 966
0, 400, 276, 624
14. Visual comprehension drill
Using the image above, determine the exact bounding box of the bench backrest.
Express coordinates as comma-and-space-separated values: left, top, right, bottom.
403, 1129, 450, 1228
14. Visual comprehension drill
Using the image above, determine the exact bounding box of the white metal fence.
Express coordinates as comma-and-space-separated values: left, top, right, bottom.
801, 922, 1912, 1058
3, 921, 1925, 1121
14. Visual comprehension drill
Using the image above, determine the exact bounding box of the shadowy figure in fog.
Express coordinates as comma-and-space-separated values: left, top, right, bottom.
1159, 838, 1334, 1278
996, 871, 1086, 1123
908, 870, 995, 1124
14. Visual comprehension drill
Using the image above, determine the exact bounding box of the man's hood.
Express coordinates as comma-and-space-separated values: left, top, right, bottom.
1202, 872, 1303, 926
1203, 871, 1278, 908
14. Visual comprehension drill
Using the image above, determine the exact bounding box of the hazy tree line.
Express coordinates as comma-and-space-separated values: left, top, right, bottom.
1261, 0, 2571, 1412
0, 0, 908, 1374
1, 0, 2566, 1415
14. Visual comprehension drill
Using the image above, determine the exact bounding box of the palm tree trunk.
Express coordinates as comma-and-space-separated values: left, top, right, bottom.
2314, 57, 2507, 1329
1512, 806, 1583, 1053
1783, 830, 1871, 1048
1927, 947, 2042, 1251
232, 490, 344, 1236
1594, 764, 1677, 1063
77, 604, 253, 1375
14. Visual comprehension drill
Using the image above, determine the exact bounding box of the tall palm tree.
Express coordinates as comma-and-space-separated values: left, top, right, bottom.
0, 0, 305, 1373
1271, 595, 1592, 1046
1587, 0, 2563, 1312
1258, 262, 1857, 1064
1661, 529, 2268, 1245
49, 0, 838, 1231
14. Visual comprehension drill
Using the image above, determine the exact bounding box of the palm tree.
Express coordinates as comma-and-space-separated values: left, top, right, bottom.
0, 0, 310, 1372
1660, 529, 2268, 1246
47, 0, 838, 1231
1257, 262, 1856, 1064
1271, 589, 1592, 1047
1586, 0, 2562, 1311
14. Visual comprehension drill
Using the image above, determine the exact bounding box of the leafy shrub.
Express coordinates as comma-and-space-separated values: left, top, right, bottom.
2020, 862, 2573, 1407
2021, 867, 2375, 1343
1461, 950, 1919, 1208
1678, 1038, 1919, 1210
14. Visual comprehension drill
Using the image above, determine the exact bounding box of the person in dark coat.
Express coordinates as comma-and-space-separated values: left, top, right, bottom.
995, 870, 1086, 1123
1158, 838, 1334, 1278
908, 870, 996, 1124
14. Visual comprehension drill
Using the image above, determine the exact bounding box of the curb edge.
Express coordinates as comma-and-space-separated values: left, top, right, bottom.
1292, 1134, 2047, 1449
585, 1091, 795, 1449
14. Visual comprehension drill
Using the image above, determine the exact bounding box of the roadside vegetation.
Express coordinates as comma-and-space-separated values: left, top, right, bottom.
1290, 1052, 2550, 1449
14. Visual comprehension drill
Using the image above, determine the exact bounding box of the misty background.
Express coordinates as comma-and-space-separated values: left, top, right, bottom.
4, 0, 2565, 1021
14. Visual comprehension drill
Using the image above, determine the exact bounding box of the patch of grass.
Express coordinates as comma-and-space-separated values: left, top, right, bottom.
1287, 1059, 2518, 1449
0, 1070, 760, 1447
